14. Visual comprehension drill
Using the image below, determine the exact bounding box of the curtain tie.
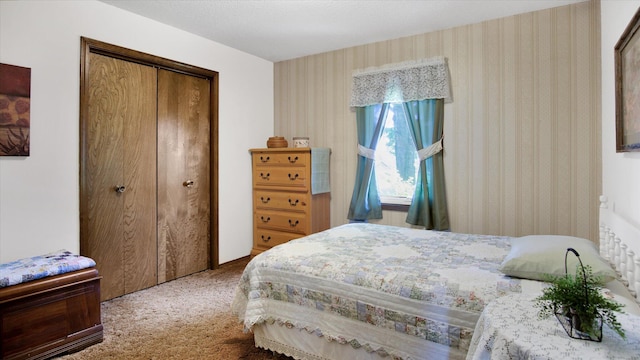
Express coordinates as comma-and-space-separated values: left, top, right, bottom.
417, 136, 444, 161
358, 144, 376, 160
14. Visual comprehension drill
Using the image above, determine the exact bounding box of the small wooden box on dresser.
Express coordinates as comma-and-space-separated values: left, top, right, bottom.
250, 148, 330, 256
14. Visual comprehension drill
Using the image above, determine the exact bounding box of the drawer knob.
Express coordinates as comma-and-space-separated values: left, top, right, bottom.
183, 180, 194, 188
260, 216, 271, 223
260, 172, 270, 180
288, 199, 299, 206
288, 173, 299, 181
114, 185, 126, 193
260, 156, 270, 163
289, 219, 299, 227
261, 197, 271, 203
261, 235, 271, 242
288, 156, 298, 163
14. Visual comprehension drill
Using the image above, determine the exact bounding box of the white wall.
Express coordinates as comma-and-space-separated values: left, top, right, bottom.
0, 0, 274, 264
601, 1, 640, 251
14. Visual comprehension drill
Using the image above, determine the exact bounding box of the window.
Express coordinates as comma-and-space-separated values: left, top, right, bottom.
348, 57, 450, 228
374, 103, 420, 208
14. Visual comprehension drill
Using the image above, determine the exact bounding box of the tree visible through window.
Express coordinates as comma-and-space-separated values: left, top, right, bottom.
374, 103, 419, 206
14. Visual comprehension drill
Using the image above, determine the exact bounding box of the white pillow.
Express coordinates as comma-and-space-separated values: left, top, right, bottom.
603, 279, 640, 316
499, 235, 617, 282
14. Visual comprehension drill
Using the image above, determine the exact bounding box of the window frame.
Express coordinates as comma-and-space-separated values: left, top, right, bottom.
381, 201, 411, 211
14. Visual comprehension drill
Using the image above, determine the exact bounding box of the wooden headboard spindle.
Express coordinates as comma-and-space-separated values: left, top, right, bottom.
628, 250, 636, 295
599, 195, 640, 301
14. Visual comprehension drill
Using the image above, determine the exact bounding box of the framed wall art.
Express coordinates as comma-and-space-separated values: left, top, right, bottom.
0, 63, 31, 156
615, 7, 640, 152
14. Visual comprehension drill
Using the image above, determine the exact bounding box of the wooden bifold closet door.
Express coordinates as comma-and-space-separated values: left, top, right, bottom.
157, 69, 210, 283
80, 38, 216, 301
84, 54, 158, 301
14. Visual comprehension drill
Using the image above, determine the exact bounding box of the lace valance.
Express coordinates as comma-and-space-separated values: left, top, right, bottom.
350, 56, 451, 107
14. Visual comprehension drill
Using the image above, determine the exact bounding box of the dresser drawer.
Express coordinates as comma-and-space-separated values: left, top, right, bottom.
253, 229, 302, 252
253, 166, 309, 190
255, 210, 308, 234
252, 152, 309, 167
254, 190, 309, 212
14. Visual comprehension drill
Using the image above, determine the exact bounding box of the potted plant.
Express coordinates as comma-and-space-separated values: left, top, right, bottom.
534, 248, 626, 341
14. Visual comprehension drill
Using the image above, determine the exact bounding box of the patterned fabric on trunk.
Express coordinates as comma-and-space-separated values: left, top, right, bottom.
0, 250, 96, 288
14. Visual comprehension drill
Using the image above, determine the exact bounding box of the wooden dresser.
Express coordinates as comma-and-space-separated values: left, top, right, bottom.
250, 148, 330, 256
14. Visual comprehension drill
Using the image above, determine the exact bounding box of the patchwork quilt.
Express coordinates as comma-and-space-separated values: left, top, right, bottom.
0, 249, 96, 288
232, 223, 542, 359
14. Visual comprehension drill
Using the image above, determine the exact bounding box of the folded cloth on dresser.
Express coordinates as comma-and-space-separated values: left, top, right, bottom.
311, 147, 330, 194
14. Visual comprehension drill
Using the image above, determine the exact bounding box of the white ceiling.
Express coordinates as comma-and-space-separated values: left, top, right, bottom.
99, 0, 586, 62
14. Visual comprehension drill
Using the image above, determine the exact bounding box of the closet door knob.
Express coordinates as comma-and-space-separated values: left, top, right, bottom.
114, 185, 126, 193
183, 180, 194, 188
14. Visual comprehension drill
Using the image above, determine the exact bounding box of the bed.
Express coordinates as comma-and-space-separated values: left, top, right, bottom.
232, 197, 640, 360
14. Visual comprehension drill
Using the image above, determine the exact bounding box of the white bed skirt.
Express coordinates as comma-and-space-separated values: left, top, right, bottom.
253, 322, 467, 360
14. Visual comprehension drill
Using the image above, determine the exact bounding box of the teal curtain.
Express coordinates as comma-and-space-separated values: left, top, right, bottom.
347, 104, 389, 221
402, 99, 449, 230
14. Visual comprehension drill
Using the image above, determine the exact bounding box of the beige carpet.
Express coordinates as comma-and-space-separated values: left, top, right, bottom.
56, 258, 291, 360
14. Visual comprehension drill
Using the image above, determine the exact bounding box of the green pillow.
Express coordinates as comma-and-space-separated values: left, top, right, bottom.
499, 235, 617, 282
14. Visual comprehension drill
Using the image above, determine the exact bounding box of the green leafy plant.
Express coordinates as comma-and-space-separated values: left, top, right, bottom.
534, 263, 626, 339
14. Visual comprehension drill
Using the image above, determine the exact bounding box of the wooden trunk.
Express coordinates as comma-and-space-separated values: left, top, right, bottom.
0, 269, 103, 360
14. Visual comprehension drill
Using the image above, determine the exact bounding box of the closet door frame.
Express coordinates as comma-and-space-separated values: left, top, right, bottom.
79, 37, 219, 269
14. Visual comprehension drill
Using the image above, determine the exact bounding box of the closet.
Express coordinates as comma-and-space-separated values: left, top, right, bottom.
79, 38, 218, 301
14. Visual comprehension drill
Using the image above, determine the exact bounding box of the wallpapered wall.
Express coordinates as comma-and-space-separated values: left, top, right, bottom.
274, 1, 601, 241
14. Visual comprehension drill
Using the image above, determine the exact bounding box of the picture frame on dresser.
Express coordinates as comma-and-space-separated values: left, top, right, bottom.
615, 6, 640, 152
